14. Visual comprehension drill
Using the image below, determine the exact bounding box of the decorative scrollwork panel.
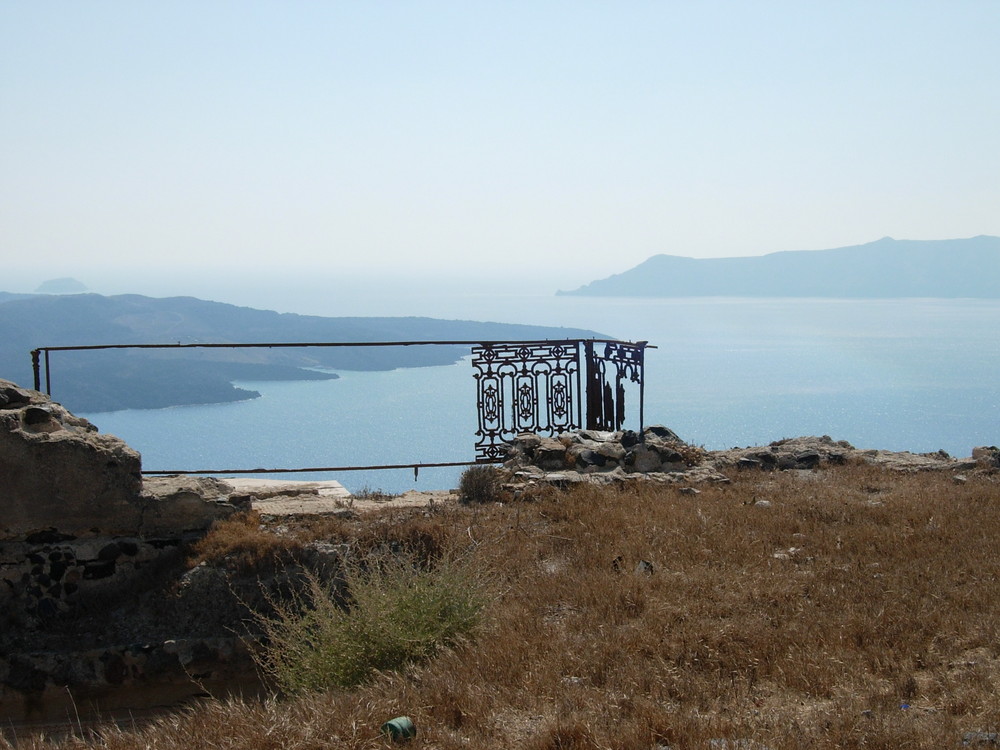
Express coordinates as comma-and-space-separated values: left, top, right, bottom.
472, 342, 581, 461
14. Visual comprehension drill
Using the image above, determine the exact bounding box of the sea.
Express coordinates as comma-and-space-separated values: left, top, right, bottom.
78, 278, 1000, 495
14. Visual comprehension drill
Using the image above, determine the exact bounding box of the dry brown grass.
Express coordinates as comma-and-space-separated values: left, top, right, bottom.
7, 464, 1000, 749
187, 510, 306, 572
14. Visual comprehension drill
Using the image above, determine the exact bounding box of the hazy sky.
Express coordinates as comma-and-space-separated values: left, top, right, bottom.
2, 1, 999, 289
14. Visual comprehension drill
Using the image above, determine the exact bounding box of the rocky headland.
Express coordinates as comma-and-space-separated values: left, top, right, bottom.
558, 235, 1000, 298
0, 292, 603, 412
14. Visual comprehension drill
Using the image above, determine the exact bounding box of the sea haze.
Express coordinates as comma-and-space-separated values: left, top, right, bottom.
79, 285, 1000, 494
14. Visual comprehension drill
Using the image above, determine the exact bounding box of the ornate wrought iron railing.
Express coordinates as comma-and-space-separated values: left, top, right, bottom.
471, 339, 648, 460
30, 338, 649, 474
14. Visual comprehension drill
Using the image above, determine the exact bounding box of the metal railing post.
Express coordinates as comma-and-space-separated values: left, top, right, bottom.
31, 349, 41, 391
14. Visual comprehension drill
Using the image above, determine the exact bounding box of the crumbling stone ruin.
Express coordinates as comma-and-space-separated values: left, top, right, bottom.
1, 380, 244, 618
1, 380, 250, 724
503, 425, 731, 488
502, 426, 992, 492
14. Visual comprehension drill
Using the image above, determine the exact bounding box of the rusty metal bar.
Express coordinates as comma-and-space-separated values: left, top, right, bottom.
141, 459, 495, 476
30, 339, 645, 396
31, 338, 637, 354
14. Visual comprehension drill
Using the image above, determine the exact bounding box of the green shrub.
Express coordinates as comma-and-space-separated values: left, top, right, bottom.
254, 555, 485, 695
459, 464, 505, 504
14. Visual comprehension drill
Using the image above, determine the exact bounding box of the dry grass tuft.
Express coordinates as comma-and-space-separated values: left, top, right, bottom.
352, 514, 461, 565
8, 464, 1000, 749
186, 510, 304, 572
458, 464, 507, 504
667, 439, 708, 466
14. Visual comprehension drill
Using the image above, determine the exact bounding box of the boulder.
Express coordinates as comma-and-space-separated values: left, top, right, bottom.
595, 440, 626, 462
0, 383, 32, 409
972, 446, 1000, 470
511, 432, 542, 452
620, 430, 640, 449
574, 449, 609, 472
578, 430, 618, 443
794, 451, 822, 469
624, 445, 665, 473
644, 425, 684, 443
535, 437, 569, 471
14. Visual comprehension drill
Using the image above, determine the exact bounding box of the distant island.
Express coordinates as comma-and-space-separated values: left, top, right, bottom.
34, 277, 89, 294
558, 236, 1000, 298
0, 292, 602, 412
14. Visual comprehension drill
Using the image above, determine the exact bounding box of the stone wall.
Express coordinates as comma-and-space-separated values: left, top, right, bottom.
503, 427, 991, 491
1, 380, 246, 627
1, 381, 142, 539
0, 380, 252, 724
503, 425, 732, 488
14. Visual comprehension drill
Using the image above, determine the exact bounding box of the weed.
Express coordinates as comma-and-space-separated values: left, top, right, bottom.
458, 464, 505, 504
253, 555, 485, 695
672, 440, 708, 466
351, 485, 399, 502
353, 516, 457, 564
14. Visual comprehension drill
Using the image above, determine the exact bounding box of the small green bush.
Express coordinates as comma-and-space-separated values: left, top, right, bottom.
254, 556, 485, 695
459, 464, 505, 504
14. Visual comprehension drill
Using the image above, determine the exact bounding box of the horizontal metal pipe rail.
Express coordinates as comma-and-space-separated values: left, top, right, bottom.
29, 338, 652, 479
30, 339, 641, 393
141, 459, 493, 477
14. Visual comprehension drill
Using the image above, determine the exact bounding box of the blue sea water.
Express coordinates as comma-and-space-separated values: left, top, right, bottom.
80, 292, 1000, 494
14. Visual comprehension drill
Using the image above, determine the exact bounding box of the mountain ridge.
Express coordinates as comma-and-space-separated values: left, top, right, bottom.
559, 236, 1000, 298
0, 292, 604, 412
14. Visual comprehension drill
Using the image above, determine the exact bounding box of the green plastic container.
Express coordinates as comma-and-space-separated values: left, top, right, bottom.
380, 716, 416, 741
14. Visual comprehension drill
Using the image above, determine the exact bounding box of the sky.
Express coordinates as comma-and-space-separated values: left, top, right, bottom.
2, 1, 999, 295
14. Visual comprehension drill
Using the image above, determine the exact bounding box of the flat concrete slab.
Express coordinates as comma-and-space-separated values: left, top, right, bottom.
220, 477, 455, 516
222, 477, 352, 500
220, 477, 351, 516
